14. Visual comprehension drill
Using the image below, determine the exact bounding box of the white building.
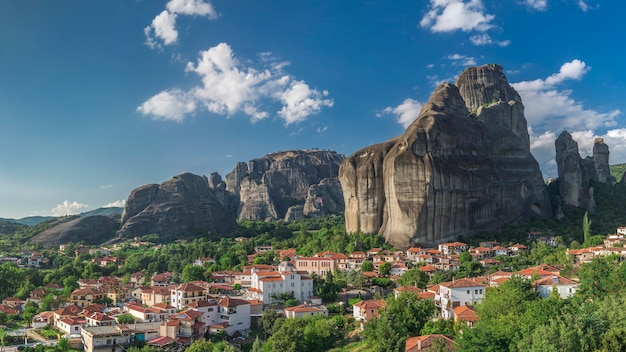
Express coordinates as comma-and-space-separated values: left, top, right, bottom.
284, 304, 329, 319
438, 278, 486, 320
170, 282, 207, 310
81, 323, 161, 352
246, 261, 314, 303
215, 298, 251, 336
533, 275, 579, 299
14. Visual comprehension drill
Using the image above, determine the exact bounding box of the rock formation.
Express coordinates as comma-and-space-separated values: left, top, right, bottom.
118, 173, 237, 238
210, 150, 345, 220
555, 132, 612, 212
340, 64, 551, 249
29, 215, 119, 247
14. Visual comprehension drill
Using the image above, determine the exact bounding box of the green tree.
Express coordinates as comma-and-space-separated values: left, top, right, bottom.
364, 293, 436, 352
185, 339, 215, 352
260, 309, 284, 339
379, 262, 391, 276
396, 268, 429, 289
57, 338, 70, 352
117, 313, 136, 324
459, 251, 473, 263
182, 264, 206, 282
361, 260, 374, 272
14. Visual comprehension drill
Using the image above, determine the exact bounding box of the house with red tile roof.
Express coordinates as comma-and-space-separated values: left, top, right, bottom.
453, 305, 480, 327
438, 278, 486, 319
170, 282, 207, 310
405, 334, 456, 351
353, 299, 386, 322
86, 312, 116, 327
284, 304, 328, 319
532, 275, 579, 299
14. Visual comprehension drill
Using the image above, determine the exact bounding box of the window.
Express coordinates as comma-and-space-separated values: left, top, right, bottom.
467, 290, 470, 294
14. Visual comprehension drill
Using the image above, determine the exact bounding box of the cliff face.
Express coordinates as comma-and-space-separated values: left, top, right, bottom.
210, 150, 345, 221
555, 132, 612, 212
340, 64, 551, 249
118, 173, 237, 238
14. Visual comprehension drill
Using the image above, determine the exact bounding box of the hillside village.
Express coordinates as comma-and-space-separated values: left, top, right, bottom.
1, 225, 626, 351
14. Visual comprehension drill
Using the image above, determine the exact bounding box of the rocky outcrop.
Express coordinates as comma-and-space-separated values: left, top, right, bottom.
118, 173, 237, 238
211, 150, 345, 220
555, 133, 612, 212
29, 215, 119, 247
303, 178, 345, 217
340, 64, 551, 249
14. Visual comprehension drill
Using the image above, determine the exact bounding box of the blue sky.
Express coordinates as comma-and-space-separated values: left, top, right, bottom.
0, 0, 624, 218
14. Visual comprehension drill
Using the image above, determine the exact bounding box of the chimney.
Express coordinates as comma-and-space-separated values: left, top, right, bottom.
418, 338, 421, 350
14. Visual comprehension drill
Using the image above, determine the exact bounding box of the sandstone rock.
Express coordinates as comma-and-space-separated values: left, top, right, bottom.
220, 150, 345, 220
340, 64, 551, 249
555, 132, 611, 212
303, 177, 344, 217
284, 205, 305, 221
118, 173, 237, 238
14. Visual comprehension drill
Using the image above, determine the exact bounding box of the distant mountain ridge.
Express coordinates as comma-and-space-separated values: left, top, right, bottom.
0, 207, 123, 226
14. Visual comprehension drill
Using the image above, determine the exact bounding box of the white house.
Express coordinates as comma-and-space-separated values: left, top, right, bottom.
170, 282, 207, 310
284, 304, 329, 319
247, 261, 314, 303
56, 317, 85, 337
186, 299, 220, 327
438, 278, 486, 320
81, 322, 161, 352
533, 275, 579, 299
215, 298, 251, 336
353, 299, 386, 322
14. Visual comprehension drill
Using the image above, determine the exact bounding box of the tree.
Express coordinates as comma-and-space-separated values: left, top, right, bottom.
459, 251, 473, 263
117, 313, 136, 324
379, 262, 391, 276
0, 329, 7, 348
396, 268, 429, 289
182, 264, 206, 282
57, 338, 70, 352
364, 293, 436, 352
260, 309, 284, 339
185, 340, 215, 352
361, 260, 374, 272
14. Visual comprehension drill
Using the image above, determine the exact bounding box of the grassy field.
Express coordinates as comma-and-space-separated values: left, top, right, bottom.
610, 163, 626, 182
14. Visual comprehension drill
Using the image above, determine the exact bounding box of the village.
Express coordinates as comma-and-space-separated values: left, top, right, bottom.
1, 227, 625, 351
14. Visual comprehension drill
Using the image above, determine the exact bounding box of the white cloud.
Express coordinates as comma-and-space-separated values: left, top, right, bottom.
137, 89, 197, 122
421, 0, 495, 33
103, 200, 126, 208
278, 84, 333, 124
469, 34, 510, 47
99, 184, 112, 190
147, 10, 178, 48
446, 53, 477, 66
382, 98, 424, 128
511, 59, 619, 132
166, 0, 217, 18
524, 0, 547, 11
145, 0, 218, 49
51, 200, 89, 216
139, 43, 333, 124
317, 126, 328, 133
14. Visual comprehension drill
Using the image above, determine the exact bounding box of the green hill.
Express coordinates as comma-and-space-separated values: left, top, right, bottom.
611, 163, 626, 182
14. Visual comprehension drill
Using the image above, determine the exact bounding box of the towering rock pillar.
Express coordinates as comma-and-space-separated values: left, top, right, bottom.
555, 133, 612, 212
340, 64, 551, 249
